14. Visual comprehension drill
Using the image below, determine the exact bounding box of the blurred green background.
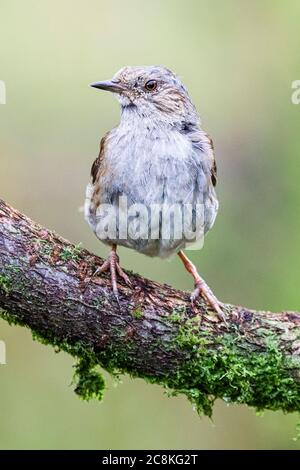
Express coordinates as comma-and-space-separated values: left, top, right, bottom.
1, 0, 300, 450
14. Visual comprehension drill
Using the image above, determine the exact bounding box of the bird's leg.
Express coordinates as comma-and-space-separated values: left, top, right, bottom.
95, 244, 131, 302
178, 251, 226, 322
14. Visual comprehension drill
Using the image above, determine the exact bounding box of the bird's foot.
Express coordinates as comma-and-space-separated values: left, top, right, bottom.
95, 250, 131, 304
191, 279, 227, 324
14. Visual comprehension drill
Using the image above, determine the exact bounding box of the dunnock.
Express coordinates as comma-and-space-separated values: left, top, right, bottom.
85, 66, 225, 321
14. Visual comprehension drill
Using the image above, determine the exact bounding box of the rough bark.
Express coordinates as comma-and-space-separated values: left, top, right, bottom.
0, 198, 300, 416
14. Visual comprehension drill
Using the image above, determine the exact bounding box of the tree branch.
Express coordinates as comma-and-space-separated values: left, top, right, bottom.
0, 199, 300, 416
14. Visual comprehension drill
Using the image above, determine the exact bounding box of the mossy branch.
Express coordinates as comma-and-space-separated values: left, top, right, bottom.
0, 199, 300, 416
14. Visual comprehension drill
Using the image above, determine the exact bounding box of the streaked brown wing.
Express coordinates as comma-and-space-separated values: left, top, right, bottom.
209, 137, 217, 187
91, 131, 110, 184
190, 129, 217, 187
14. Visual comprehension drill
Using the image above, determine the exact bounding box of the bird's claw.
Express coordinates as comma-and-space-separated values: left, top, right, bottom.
94, 249, 131, 304
191, 280, 227, 324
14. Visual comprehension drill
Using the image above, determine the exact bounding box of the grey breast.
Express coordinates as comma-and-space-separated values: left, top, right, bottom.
92, 124, 217, 258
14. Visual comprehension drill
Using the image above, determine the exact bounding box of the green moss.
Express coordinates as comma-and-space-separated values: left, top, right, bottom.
0, 308, 20, 325
60, 243, 83, 262
35, 239, 83, 263
97, 344, 127, 375
132, 308, 143, 319
1, 301, 300, 418
164, 319, 300, 417
73, 355, 105, 401
0, 267, 30, 295
168, 306, 186, 324
0, 275, 12, 294
38, 239, 53, 257
0, 307, 105, 402
6, 265, 21, 274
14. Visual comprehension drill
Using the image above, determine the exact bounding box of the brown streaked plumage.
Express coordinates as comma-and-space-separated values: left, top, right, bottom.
91, 133, 109, 184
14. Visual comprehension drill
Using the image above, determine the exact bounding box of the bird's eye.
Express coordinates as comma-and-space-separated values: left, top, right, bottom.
145, 80, 157, 92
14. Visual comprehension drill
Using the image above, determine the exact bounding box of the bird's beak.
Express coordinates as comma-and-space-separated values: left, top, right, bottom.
89, 80, 125, 93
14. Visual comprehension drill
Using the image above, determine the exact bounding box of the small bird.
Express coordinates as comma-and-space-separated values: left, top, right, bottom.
85, 65, 225, 321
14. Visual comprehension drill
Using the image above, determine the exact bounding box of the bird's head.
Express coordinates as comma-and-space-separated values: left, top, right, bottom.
90, 65, 197, 124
